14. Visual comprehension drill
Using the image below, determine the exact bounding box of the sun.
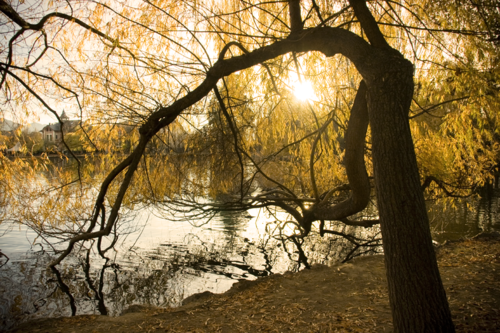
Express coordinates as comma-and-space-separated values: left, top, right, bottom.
292, 80, 317, 101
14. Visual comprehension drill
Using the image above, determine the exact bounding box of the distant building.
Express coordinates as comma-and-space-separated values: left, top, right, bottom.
41, 111, 80, 153
41, 111, 79, 144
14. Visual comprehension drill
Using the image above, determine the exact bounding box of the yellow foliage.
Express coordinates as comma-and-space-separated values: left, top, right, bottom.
1, 0, 499, 231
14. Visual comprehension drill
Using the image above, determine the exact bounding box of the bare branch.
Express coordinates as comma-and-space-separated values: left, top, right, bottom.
349, 0, 391, 49
289, 0, 303, 33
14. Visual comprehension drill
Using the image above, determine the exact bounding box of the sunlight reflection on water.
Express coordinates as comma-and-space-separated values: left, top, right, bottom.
1, 191, 499, 331
0, 207, 302, 330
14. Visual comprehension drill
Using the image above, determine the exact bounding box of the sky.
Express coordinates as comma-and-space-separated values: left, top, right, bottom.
0, 0, 322, 127
0, 0, 85, 125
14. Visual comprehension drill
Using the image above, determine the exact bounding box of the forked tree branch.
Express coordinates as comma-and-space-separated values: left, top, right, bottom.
21, 18, 376, 267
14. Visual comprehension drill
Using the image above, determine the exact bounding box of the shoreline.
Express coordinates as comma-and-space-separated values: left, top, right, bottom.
8, 233, 500, 332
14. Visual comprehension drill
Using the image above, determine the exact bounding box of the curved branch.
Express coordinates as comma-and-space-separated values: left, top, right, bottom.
340, 217, 379, 227
2, 66, 85, 179
313, 80, 371, 220
0, 3, 145, 76
144, 26, 373, 129
421, 176, 475, 198
268, 201, 305, 226
258, 81, 372, 237
85, 154, 134, 234
218, 41, 250, 61
44, 26, 375, 267
0, 0, 29, 28
410, 95, 470, 119
0, 5, 111, 42
50, 136, 148, 267
26, 31, 48, 68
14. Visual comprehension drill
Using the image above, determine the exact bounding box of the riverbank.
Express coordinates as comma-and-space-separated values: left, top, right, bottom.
8, 233, 500, 332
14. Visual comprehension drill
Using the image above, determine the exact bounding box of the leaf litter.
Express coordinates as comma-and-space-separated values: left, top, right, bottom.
9, 233, 500, 333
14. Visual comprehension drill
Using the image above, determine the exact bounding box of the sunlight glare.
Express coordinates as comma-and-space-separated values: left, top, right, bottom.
292, 80, 317, 101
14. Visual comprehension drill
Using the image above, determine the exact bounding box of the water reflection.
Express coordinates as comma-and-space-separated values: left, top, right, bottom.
428, 188, 500, 243
1, 191, 499, 331
0, 207, 341, 330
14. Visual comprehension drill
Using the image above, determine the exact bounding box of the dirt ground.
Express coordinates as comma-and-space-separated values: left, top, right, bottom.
7, 233, 500, 333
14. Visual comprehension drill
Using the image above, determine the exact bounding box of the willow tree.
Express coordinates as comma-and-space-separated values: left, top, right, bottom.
1, 0, 499, 331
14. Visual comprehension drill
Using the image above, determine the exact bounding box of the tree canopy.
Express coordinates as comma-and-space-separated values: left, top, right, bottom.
0, 0, 499, 331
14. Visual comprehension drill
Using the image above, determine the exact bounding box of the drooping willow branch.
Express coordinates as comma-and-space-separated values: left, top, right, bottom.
210, 80, 376, 236
50, 136, 148, 267
2, 67, 84, 183
38, 21, 379, 268
214, 85, 247, 200
310, 113, 336, 201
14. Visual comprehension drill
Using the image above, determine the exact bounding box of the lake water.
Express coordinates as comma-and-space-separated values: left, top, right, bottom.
1, 190, 499, 330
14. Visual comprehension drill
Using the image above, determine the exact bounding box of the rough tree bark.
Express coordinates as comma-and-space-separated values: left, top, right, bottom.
364, 49, 454, 332
349, 0, 455, 331
288, 0, 303, 33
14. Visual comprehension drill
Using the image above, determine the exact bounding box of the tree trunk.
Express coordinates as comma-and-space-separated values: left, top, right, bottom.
365, 49, 455, 332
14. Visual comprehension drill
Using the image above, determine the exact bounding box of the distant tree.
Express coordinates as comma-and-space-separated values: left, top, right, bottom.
19, 130, 43, 154
63, 131, 86, 153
